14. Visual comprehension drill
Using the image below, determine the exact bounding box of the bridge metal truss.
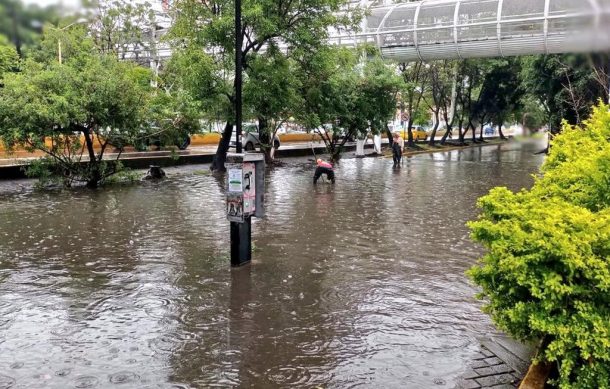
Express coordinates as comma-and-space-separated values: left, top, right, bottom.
329, 0, 610, 62
123, 0, 610, 64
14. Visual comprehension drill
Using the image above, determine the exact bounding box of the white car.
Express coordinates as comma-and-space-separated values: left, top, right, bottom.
230, 125, 281, 151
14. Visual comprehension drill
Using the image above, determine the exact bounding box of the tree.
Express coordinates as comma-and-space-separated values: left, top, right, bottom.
0, 29, 151, 188
168, 0, 360, 171
243, 47, 302, 163
399, 61, 429, 147
474, 58, 524, 141
87, 0, 158, 64
0, 0, 60, 56
295, 49, 400, 161
423, 60, 454, 146
468, 103, 610, 388
0, 35, 18, 81
521, 54, 607, 134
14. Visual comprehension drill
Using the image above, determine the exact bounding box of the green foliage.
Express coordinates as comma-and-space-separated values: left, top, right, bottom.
475, 58, 524, 128
88, 0, 156, 59
24, 157, 63, 189
0, 0, 60, 54
0, 35, 18, 80
468, 103, 610, 388
103, 166, 141, 184
521, 54, 607, 132
0, 28, 151, 188
295, 48, 401, 159
169, 0, 361, 168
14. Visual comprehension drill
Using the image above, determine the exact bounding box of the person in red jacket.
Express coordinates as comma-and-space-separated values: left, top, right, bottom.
314, 158, 335, 184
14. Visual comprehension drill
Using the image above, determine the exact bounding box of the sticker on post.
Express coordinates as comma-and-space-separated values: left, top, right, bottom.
227, 192, 244, 222
228, 168, 243, 192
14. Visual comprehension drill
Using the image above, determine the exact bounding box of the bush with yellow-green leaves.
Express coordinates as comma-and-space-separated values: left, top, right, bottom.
468, 103, 610, 388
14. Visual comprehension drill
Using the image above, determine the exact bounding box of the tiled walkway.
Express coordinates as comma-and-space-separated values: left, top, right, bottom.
456, 336, 534, 389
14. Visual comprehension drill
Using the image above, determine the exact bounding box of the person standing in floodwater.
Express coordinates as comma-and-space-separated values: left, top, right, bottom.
392, 132, 404, 167
313, 159, 335, 184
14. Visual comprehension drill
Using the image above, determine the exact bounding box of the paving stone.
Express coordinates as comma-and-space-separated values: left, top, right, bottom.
471, 360, 489, 369
484, 357, 502, 366
472, 352, 487, 360
462, 369, 479, 380
473, 366, 496, 377
491, 364, 514, 374
481, 348, 495, 358
490, 385, 517, 389
456, 378, 482, 389
481, 339, 531, 375
475, 373, 518, 387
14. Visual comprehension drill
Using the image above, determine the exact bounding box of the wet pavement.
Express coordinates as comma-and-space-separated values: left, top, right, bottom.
0, 139, 544, 388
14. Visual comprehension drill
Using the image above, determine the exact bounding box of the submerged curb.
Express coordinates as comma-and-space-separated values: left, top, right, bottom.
0, 138, 510, 180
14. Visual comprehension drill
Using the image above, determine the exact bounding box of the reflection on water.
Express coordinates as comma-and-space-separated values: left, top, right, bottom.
0, 140, 545, 388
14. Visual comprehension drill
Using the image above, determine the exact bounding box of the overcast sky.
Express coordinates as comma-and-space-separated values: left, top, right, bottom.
23, 0, 81, 7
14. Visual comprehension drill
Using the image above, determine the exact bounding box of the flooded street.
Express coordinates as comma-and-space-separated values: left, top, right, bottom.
0, 139, 545, 388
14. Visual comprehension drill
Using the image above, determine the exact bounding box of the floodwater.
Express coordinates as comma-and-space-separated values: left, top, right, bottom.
0, 139, 546, 388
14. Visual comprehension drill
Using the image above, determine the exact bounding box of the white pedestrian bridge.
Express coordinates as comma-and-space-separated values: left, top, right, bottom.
332, 0, 610, 61
131, 0, 610, 63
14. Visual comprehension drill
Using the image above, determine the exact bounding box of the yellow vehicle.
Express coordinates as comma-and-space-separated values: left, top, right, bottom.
397, 126, 427, 141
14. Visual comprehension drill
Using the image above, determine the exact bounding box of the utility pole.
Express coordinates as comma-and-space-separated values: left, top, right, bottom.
235, 0, 243, 154
229, 0, 252, 267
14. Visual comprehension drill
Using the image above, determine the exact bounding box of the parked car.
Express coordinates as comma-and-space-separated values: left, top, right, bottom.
484, 126, 494, 136
411, 126, 428, 141
230, 125, 281, 151
397, 126, 428, 141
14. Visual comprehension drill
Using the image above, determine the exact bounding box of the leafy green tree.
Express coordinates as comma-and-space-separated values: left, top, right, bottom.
296, 49, 401, 161
87, 0, 158, 63
422, 60, 455, 146
0, 0, 60, 55
521, 54, 607, 133
0, 29, 151, 188
399, 61, 429, 147
474, 58, 524, 140
468, 103, 610, 388
145, 89, 201, 151
0, 35, 18, 81
243, 47, 303, 162
168, 0, 360, 171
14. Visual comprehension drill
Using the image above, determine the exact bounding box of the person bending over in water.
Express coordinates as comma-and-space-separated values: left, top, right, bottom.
313, 159, 335, 184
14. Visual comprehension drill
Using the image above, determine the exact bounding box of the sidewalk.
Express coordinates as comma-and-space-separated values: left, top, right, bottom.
0, 141, 330, 167
457, 336, 535, 389
0, 138, 507, 179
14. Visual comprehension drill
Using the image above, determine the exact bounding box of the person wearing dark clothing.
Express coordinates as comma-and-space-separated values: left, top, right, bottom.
392, 133, 403, 166
314, 159, 335, 184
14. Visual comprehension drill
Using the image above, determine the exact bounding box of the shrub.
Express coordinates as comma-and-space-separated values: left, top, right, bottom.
468, 103, 610, 388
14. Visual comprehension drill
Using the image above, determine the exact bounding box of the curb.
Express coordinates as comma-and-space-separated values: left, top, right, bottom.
0, 139, 509, 180
518, 362, 552, 389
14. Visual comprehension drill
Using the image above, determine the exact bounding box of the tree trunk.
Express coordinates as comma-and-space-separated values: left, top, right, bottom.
440, 125, 451, 145
83, 128, 100, 188
479, 122, 485, 141
406, 118, 414, 147
385, 124, 394, 147
211, 121, 234, 172
498, 122, 507, 140
440, 109, 453, 145
428, 110, 440, 146
458, 118, 465, 145
470, 121, 477, 143
258, 117, 274, 164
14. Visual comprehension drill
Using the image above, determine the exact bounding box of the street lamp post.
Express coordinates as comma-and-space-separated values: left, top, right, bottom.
235, 0, 243, 153
57, 19, 88, 65
229, 0, 252, 267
